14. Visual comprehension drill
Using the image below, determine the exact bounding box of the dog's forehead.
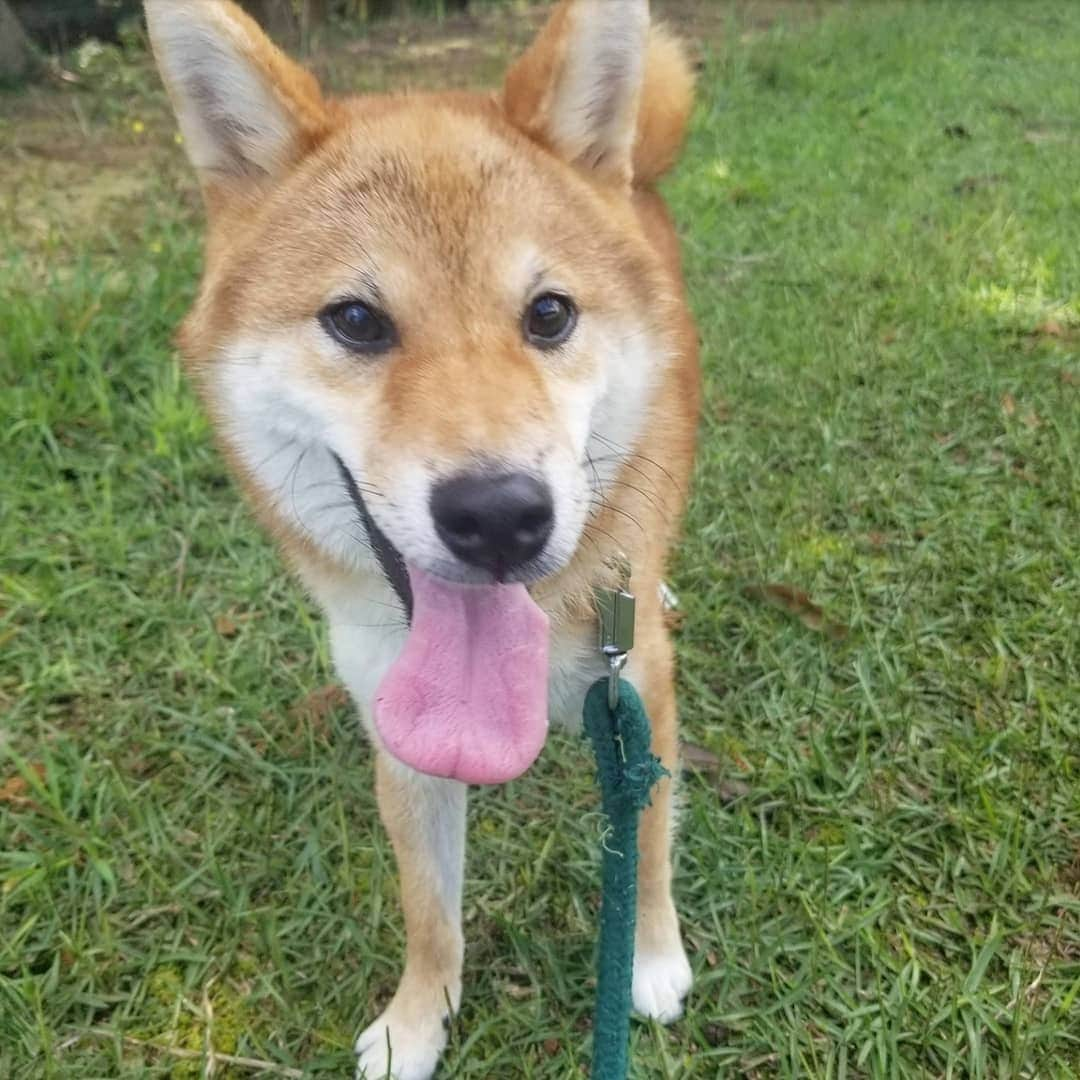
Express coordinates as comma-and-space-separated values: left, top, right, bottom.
205, 101, 648, 335
312, 107, 546, 242
223, 104, 606, 323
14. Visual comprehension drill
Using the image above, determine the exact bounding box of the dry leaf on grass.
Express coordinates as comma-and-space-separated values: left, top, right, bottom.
681, 741, 722, 773
214, 609, 261, 638
291, 683, 349, 721
0, 762, 46, 809
290, 684, 350, 740
681, 742, 753, 803
0, 775, 30, 805
1034, 318, 1065, 337
1024, 129, 1069, 145
743, 583, 849, 640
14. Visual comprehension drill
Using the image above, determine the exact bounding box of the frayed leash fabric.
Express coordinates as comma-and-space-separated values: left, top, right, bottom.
583, 677, 669, 1079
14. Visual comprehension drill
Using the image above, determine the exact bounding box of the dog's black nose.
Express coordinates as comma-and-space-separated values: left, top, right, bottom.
430, 471, 554, 577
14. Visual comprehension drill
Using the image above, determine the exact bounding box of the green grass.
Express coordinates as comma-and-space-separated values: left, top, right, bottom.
2, 2, 1079, 1076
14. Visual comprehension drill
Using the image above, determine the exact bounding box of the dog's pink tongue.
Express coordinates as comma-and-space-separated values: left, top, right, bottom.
373, 565, 549, 784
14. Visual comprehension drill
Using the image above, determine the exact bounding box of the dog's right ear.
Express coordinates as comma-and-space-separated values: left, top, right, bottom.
144, 0, 327, 187
502, 0, 649, 187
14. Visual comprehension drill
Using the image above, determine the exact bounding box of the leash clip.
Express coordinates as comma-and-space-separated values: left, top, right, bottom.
595, 554, 635, 711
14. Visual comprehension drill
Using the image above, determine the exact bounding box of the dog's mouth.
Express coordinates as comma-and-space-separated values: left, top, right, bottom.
334, 454, 413, 618
333, 454, 551, 785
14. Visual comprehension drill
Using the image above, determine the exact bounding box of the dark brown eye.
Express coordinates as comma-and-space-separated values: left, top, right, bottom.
321, 300, 396, 354
524, 293, 576, 348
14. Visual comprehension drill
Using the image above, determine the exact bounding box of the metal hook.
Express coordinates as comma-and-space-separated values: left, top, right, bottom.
606, 650, 628, 711
596, 553, 636, 713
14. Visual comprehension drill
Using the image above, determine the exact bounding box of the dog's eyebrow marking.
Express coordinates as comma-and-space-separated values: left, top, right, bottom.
526, 267, 554, 298
323, 254, 384, 306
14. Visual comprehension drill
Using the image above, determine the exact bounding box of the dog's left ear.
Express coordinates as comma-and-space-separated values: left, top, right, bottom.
144, 0, 327, 192
503, 0, 649, 187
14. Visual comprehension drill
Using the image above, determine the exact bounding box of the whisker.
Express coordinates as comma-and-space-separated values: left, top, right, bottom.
339, 617, 409, 631
588, 452, 668, 496
301, 477, 385, 501
286, 445, 314, 535
577, 530, 604, 557
590, 432, 682, 492
586, 443, 667, 513
581, 521, 622, 550
593, 476, 668, 514
585, 448, 605, 500
252, 435, 300, 474
588, 494, 645, 535
325, 252, 376, 284
304, 499, 357, 517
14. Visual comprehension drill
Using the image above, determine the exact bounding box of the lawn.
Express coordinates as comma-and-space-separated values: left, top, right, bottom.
2, 2, 1079, 1077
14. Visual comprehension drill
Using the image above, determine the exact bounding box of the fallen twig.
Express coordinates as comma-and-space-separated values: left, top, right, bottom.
85, 1030, 305, 1078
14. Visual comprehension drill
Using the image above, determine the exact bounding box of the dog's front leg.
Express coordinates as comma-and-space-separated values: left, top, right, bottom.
356, 751, 466, 1080
630, 628, 693, 1024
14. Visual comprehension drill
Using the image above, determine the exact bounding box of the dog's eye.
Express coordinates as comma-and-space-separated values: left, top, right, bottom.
524, 293, 576, 348
322, 300, 396, 354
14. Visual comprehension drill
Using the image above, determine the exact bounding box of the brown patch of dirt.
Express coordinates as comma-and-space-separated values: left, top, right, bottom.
11, 157, 162, 242
4, 77, 196, 261
324, 5, 547, 91
3, 3, 822, 261
318, 1, 815, 92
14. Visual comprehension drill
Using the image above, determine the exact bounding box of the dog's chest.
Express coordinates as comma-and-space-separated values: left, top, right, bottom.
546, 619, 610, 733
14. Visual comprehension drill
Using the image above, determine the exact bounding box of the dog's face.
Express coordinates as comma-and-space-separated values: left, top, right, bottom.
194, 104, 667, 588
148, 0, 687, 590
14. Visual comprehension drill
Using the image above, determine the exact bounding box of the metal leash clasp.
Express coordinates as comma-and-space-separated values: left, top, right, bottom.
595, 554, 635, 711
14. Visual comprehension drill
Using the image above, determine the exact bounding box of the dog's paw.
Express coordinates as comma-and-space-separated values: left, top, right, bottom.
354, 999, 448, 1080
632, 940, 693, 1024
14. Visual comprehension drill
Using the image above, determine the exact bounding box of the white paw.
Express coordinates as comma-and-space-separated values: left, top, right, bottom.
632, 941, 693, 1024
354, 999, 448, 1080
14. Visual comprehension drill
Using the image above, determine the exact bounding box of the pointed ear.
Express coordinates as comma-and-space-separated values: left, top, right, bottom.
503, 0, 649, 186
144, 0, 327, 183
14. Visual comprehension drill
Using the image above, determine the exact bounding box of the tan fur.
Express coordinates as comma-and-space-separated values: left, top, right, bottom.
503, 5, 694, 187
147, 1, 699, 1073
375, 756, 464, 1007
634, 26, 697, 184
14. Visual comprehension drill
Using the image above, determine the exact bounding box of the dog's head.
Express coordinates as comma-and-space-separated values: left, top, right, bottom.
147, 0, 694, 596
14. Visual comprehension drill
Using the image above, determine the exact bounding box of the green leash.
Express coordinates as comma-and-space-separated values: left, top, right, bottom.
584, 568, 668, 1079
584, 677, 668, 1079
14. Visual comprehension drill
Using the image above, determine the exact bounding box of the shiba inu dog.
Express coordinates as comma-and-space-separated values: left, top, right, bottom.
144, 0, 698, 1075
